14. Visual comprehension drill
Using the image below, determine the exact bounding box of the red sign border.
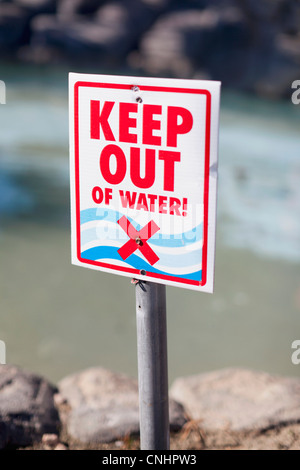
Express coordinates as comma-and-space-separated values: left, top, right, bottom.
74, 81, 211, 287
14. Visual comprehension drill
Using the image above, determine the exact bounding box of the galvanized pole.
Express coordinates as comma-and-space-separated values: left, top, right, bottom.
135, 281, 170, 450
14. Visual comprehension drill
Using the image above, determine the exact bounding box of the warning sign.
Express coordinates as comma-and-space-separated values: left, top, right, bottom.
69, 74, 221, 292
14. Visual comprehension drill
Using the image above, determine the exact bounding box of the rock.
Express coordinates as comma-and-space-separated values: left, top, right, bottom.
54, 443, 68, 450
277, 34, 300, 66
0, 422, 8, 450
29, 0, 170, 64
42, 433, 59, 447
237, 0, 285, 22
280, 2, 300, 35
14, 0, 57, 15
169, 399, 188, 432
94, 0, 171, 55
68, 405, 140, 443
41, 434, 68, 450
170, 368, 300, 433
0, 4, 30, 49
53, 392, 67, 407
254, 56, 300, 99
142, 0, 171, 8
57, 0, 107, 18
0, 365, 60, 449
58, 367, 187, 443
95, 1, 151, 56
249, 31, 300, 99
1, 0, 298, 101
138, 7, 250, 82
29, 14, 130, 63
137, 2, 299, 94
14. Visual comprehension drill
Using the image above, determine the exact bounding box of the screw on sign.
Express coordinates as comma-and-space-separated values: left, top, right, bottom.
117, 217, 160, 266
69, 74, 221, 449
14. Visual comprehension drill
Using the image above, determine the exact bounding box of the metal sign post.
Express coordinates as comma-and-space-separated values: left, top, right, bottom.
135, 281, 169, 450
69, 73, 221, 451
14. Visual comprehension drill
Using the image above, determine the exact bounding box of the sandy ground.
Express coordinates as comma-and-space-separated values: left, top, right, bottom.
21, 422, 300, 451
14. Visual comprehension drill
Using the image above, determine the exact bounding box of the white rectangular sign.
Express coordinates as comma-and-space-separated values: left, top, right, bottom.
69, 73, 221, 292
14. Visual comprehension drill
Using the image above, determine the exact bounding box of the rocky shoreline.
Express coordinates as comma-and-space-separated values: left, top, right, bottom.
0, 364, 300, 450
0, 0, 300, 99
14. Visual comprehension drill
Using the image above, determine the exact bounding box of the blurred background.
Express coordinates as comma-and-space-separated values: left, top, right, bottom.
0, 0, 299, 384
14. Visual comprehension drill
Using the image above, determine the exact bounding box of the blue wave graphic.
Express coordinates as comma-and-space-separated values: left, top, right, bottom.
81, 246, 202, 282
80, 208, 203, 247
81, 208, 134, 225
81, 227, 202, 268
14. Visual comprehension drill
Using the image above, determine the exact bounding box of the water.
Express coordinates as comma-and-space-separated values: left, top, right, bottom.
0, 64, 299, 385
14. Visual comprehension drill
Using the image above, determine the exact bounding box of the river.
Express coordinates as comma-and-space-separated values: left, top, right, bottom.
0, 63, 299, 384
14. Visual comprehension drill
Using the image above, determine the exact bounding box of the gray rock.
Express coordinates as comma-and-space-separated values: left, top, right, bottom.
137, 2, 300, 96
57, 0, 106, 18
29, 14, 130, 62
170, 368, 300, 433
68, 405, 140, 443
3, 0, 298, 100
0, 365, 60, 449
14, 0, 57, 15
0, 422, 8, 449
138, 7, 250, 82
58, 367, 187, 443
238, 0, 285, 22
41, 433, 59, 447
254, 53, 300, 99
280, 2, 300, 35
54, 443, 68, 450
29, 0, 169, 64
0, 4, 30, 48
169, 398, 188, 432
94, 0, 168, 52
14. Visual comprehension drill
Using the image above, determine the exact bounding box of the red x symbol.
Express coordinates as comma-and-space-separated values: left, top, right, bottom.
117, 216, 160, 266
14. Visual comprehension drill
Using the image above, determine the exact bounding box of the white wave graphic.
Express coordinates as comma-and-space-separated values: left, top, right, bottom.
82, 225, 202, 254
81, 216, 203, 238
